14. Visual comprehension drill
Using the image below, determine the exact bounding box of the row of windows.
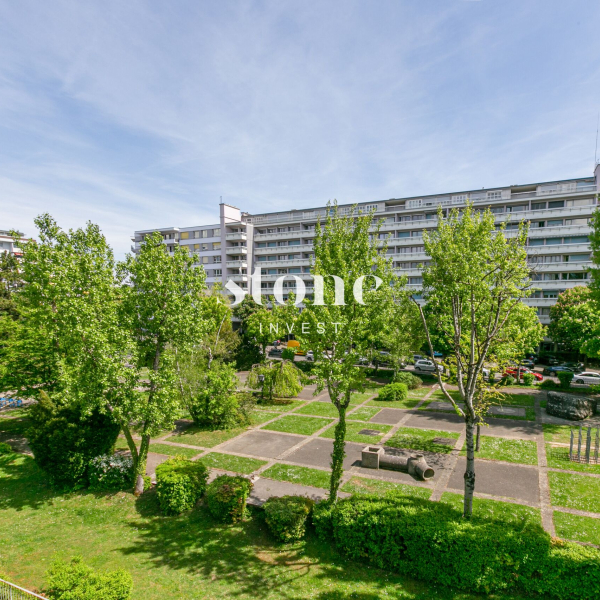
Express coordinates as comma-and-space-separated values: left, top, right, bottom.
529, 253, 590, 263
256, 239, 308, 248
529, 236, 589, 246
194, 255, 222, 264
180, 228, 220, 240
531, 272, 589, 281
187, 242, 221, 251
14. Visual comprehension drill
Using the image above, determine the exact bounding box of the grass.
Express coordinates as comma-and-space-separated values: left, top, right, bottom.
248, 411, 280, 425
440, 492, 542, 525
487, 407, 536, 422
167, 423, 249, 448
254, 398, 307, 413
200, 453, 267, 474
262, 414, 332, 436
493, 394, 536, 407
261, 462, 331, 489
0, 406, 31, 419
341, 476, 431, 498
349, 392, 374, 404
548, 471, 600, 513
347, 406, 382, 421
113, 438, 202, 458
543, 424, 573, 444
293, 401, 340, 418
459, 436, 538, 465
406, 387, 434, 399
546, 444, 600, 474
386, 427, 460, 454
554, 511, 600, 545
3, 452, 525, 600
366, 397, 421, 410
320, 420, 392, 444
0, 417, 31, 436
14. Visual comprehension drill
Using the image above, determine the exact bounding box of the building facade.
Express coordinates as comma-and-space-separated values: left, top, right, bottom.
0, 230, 27, 258
132, 165, 600, 327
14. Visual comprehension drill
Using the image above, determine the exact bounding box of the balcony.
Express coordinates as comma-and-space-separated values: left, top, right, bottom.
226, 260, 248, 268
254, 258, 311, 268
254, 244, 313, 255
226, 246, 247, 255
226, 231, 247, 241
229, 275, 248, 283
254, 230, 305, 240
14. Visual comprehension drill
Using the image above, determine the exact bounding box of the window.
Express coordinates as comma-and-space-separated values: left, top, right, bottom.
202, 256, 209, 264
397, 231, 410, 238
289, 240, 301, 246
507, 205, 527, 212
212, 242, 221, 250
267, 269, 277, 275
289, 268, 301, 274
213, 228, 220, 237
543, 291, 559, 298
565, 218, 589, 226
566, 199, 592, 207
201, 230, 209, 238
257, 242, 266, 248
193, 244, 200, 250
267, 242, 277, 247
277, 241, 288, 247
548, 200, 564, 209
566, 236, 589, 244
278, 269, 287, 274
194, 231, 200, 239
566, 254, 590, 262
545, 238, 562, 245
505, 223, 520, 230
180, 232, 189, 240
487, 191, 502, 200
411, 231, 422, 237
489, 207, 504, 214
547, 219, 563, 227
563, 272, 588, 280
267, 255, 277, 261
212, 256, 221, 263
213, 269, 222, 276
529, 239, 544, 246
536, 221, 546, 227
409, 277, 423, 285
538, 307, 552, 316
531, 202, 546, 210
378, 233, 389, 239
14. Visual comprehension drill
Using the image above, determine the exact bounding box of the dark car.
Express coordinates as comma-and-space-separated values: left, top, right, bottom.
542, 365, 574, 376
562, 362, 584, 373
268, 348, 283, 358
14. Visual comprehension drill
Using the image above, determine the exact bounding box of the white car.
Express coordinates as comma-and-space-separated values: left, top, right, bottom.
414, 359, 443, 373
573, 372, 600, 385
306, 350, 314, 362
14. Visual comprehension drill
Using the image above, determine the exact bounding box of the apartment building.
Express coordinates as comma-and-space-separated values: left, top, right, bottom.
0, 230, 27, 257
132, 165, 600, 328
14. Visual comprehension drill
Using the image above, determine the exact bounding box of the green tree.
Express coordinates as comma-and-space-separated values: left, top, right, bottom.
232, 295, 263, 368
119, 232, 209, 493
415, 203, 543, 517
247, 359, 304, 401
298, 202, 400, 501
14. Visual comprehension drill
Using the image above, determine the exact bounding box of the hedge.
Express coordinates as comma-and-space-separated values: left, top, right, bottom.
206, 475, 253, 523
45, 556, 132, 600
393, 372, 422, 390
264, 495, 314, 542
313, 492, 600, 600
155, 456, 209, 515
377, 382, 408, 402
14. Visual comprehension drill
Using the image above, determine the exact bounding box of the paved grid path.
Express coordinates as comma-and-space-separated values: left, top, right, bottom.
129, 382, 600, 544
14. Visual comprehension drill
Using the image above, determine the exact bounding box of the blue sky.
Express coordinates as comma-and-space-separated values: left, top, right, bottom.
1, 0, 599, 257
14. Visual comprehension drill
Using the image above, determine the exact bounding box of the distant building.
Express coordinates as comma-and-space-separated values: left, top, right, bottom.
0, 230, 27, 258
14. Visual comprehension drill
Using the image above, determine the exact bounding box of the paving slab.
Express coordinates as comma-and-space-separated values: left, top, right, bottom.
483, 418, 541, 440
285, 437, 364, 469
426, 401, 465, 412
488, 406, 526, 417
248, 477, 347, 505
541, 410, 600, 426
369, 408, 407, 425
218, 430, 304, 459
146, 452, 171, 476
297, 385, 319, 400
403, 410, 466, 433
447, 457, 540, 504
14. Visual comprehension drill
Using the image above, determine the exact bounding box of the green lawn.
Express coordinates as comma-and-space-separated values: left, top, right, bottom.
366, 397, 421, 410
293, 401, 340, 418
201, 453, 267, 475
347, 406, 382, 421
262, 415, 332, 436
406, 387, 434, 399
248, 410, 280, 425
543, 424, 573, 444
386, 427, 460, 454
3, 452, 519, 600
167, 423, 249, 448
548, 471, 600, 513
546, 444, 600, 474
260, 463, 331, 489
341, 476, 431, 498
429, 389, 462, 403
554, 511, 600, 546
149, 443, 202, 458
0, 406, 31, 419
459, 436, 538, 465
0, 417, 31, 436
320, 420, 392, 444
440, 493, 542, 525
493, 394, 536, 407
349, 392, 374, 404
254, 399, 308, 413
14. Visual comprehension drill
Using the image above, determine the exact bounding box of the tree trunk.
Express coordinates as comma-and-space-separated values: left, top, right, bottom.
329, 402, 347, 503
133, 434, 150, 496
463, 419, 476, 518
475, 423, 481, 452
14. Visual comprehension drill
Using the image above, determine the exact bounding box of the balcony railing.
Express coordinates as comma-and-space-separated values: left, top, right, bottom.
226, 232, 247, 241
0, 578, 47, 599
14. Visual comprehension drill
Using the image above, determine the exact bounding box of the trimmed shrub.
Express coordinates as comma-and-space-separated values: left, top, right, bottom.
315, 492, 600, 600
312, 500, 335, 540
155, 456, 209, 515
45, 556, 133, 600
206, 474, 253, 523
392, 371, 422, 390
557, 371, 574, 389
522, 372, 535, 386
0, 442, 12, 454
502, 375, 516, 386
28, 392, 120, 489
88, 454, 133, 490
281, 348, 297, 361
264, 495, 314, 542
377, 382, 408, 402
540, 378, 559, 390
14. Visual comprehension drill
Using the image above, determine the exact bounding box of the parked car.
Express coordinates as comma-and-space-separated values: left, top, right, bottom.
412, 354, 424, 364
503, 367, 543, 381
268, 348, 283, 358
562, 362, 584, 373
374, 351, 392, 367
306, 350, 314, 362
414, 359, 444, 374
521, 359, 535, 369
286, 340, 306, 356
573, 372, 600, 385
542, 365, 575, 376
272, 340, 281, 348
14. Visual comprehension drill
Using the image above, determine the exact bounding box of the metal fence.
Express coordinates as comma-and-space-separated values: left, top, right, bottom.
570, 426, 600, 464
0, 578, 47, 599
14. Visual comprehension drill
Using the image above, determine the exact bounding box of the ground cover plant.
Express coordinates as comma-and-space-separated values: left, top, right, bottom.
459, 436, 538, 465
386, 427, 460, 454
320, 420, 392, 444
293, 401, 341, 418
346, 406, 382, 421
262, 414, 332, 436
548, 471, 600, 513
260, 463, 331, 489
553, 511, 600, 546
200, 452, 267, 474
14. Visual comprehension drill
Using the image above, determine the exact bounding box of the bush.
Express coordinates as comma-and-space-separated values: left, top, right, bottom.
0, 442, 12, 454
377, 382, 408, 402
392, 371, 422, 390
182, 362, 248, 429
45, 556, 133, 600
522, 372, 535, 386
315, 492, 600, 600
557, 371, 574, 389
155, 456, 209, 515
264, 495, 314, 542
540, 378, 559, 390
281, 348, 297, 361
502, 375, 516, 386
247, 360, 305, 401
206, 475, 253, 523
28, 392, 120, 489
88, 454, 133, 490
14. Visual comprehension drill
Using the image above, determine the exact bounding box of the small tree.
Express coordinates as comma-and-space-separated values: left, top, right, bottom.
247, 360, 304, 401
299, 202, 400, 501
415, 203, 543, 517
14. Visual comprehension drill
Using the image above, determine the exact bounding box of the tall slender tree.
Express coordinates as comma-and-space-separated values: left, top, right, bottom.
415, 203, 542, 517
299, 203, 401, 501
